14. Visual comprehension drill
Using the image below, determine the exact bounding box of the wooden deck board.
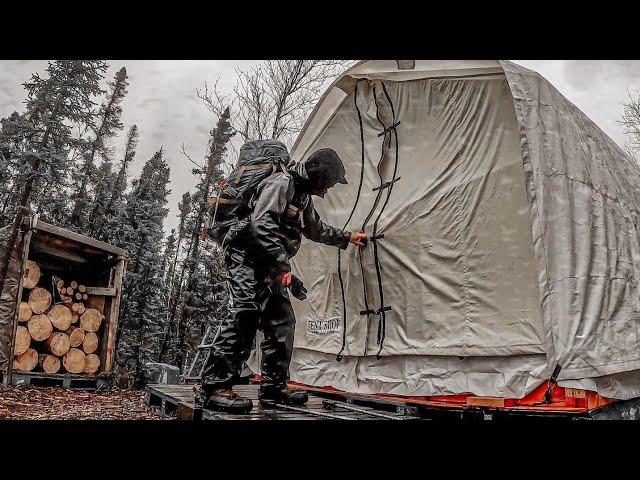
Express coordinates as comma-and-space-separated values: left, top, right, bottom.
145, 383, 420, 421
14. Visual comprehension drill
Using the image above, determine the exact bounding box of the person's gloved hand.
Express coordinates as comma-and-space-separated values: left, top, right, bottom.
279, 272, 293, 287
349, 230, 367, 247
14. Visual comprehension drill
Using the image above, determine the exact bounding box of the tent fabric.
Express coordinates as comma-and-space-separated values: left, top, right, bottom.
503, 61, 640, 381
273, 60, 640, 400
291, 348, 547, 398
290, 74, 545, 360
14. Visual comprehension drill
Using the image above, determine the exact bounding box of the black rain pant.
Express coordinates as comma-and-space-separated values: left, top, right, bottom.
201, 244, 295, 393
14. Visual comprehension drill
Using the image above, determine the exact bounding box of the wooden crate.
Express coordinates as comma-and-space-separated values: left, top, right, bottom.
3, 216, 128, 386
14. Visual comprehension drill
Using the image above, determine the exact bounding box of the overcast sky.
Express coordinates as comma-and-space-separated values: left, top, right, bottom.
2, 60, 640, 235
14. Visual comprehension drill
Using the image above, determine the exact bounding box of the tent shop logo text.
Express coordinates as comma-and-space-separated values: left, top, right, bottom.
307, 316, 341, 336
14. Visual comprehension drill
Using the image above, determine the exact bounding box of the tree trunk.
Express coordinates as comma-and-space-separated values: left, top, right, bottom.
159, 208, 189, 362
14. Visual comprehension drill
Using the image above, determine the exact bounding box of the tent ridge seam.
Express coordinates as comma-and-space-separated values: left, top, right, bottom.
505, 71, 558, 374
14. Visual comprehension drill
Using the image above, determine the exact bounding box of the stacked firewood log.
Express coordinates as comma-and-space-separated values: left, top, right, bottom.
13, 260, 105, 375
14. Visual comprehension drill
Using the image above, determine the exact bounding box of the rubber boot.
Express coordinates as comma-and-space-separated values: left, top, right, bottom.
194, 385, 253, 414
258, 386, 309, 406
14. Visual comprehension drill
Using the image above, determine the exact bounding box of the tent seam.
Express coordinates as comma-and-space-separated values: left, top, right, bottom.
505, 68, 558, 374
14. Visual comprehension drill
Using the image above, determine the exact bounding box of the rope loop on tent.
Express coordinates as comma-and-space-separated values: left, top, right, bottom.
366, 80, 401, 359
336, 79, 367, 362
336, 79, 401, 362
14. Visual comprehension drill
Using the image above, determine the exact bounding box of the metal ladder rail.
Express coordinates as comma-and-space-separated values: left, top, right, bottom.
183, 324, 216, 380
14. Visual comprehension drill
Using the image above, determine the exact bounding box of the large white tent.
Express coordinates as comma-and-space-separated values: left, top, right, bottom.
284, 60, 640, 400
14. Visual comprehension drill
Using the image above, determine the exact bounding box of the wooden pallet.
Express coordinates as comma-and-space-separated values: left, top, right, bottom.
11, 371, 111, 390
144, 383, 422, 420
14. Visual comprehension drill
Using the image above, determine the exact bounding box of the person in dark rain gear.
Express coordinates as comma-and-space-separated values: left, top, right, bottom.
195, 142, 367, 413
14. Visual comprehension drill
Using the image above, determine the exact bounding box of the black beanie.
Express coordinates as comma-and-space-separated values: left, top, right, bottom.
304, 148, 348, 189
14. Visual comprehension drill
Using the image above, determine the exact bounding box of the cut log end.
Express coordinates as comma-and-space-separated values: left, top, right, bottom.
78, 285, 87, 293
18, 302, 32, 323
70, 281, 78, 289
63, 348, 85, 374
13, 348, 38, 372
82, 332, 99, 354
22, 260, 41, 289
14, 325, 31, 356
84, 354, 100, 375
80, 309, 103, 333
27, 314, 53, 342
28, 287, 52, 314
67, 327, 85, 347
46, 332, 71, 357
48, 304, 72, 331
40, 354, 61, 374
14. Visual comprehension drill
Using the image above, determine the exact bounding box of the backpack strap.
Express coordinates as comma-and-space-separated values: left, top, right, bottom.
234, 156, 292, 184
286, 195, 310, 229
234, 163, 276, 184
207, 197, 242, 205
280, 161, 292, 178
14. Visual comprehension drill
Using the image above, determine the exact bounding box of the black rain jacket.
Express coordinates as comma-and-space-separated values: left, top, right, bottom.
247, 162, 351, 275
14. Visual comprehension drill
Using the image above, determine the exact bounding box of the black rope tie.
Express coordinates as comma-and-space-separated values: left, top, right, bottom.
377, 121, 401, 137
336, 79, 401, 362
356, 81, 401, 360
336, 80, 367, 362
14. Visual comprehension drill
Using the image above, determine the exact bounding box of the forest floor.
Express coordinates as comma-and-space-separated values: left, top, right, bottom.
0, 386, 168, 420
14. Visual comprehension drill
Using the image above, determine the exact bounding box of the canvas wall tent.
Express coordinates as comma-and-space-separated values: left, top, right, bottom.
285, 60, 640, 401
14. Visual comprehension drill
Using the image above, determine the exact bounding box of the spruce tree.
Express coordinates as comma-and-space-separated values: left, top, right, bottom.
114, 148, 171, 386
0, 112, 30, 225
0, 60, 107, 291
162, 229, 177, 286
175, 107, 234, 370
70, 67, 128, 230
92, 124, 138, 242
159, 191, 192, 363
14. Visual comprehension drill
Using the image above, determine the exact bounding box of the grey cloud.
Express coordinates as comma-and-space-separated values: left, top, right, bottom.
195, 124, 210, 136
562, 61, 640, 91
2, 60, 638, 237
137, 97, 165, 109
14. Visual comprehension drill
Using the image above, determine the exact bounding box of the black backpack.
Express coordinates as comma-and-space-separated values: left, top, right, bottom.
203, 139, 293, 246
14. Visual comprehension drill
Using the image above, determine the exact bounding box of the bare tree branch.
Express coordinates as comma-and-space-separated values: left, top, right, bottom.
621, 89, 640, 159
197, 60, 355, 151
179, 143, 204, 170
